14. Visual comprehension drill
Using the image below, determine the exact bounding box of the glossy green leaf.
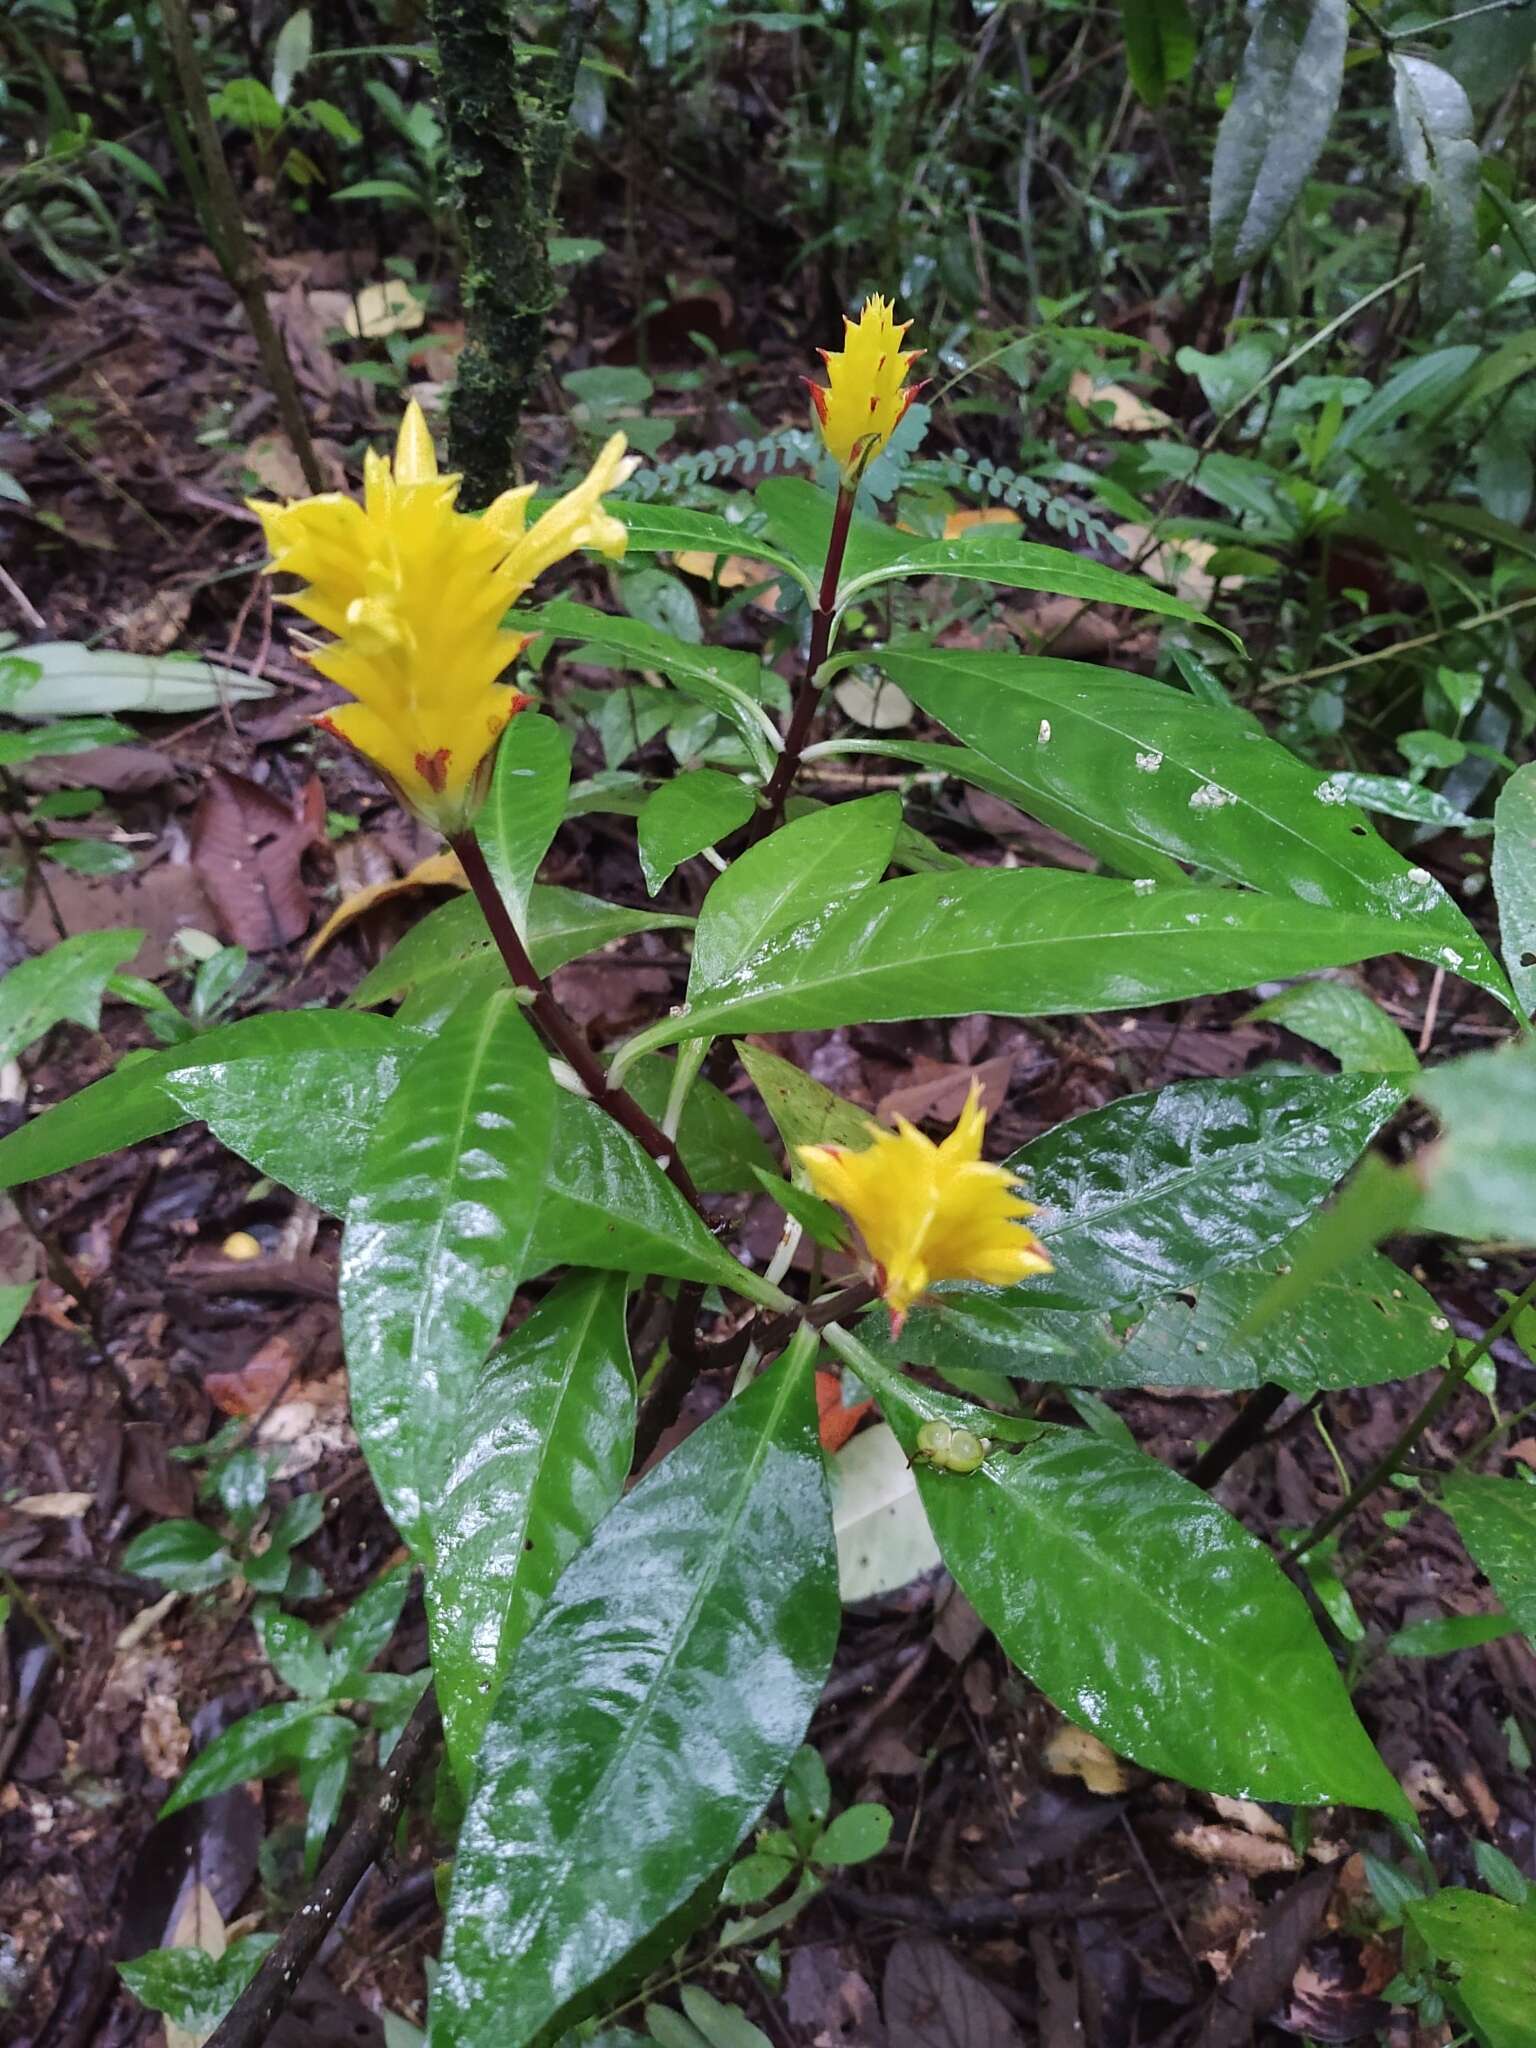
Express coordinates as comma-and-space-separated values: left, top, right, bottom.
637, 769, 757, 893
751, 1168, 850, 1252
623, 1055, 778, 1193
614, 500, 812, 589
0, 714, 132, 767
427, 1271, 634, 1781
340, 988, 556, 1553
1248, 980, 1419, 1074
531, 600, 783, 777
478, 713, 571, 937
257, 1606, 332, 1701
0, 1010, 402, 1192
1117, 0, 1194, 106
814, 1803, 893, 1867
432, 1339, 838, 2047
835, 1333, 1412, 1826
1331, 346, 1480, 461
161, 1701, 351, 1817
528, 1095, 785, 1305
0, 928, 143, 1065
1387, 1612, 1516, 1658
1210, 0, 1347, 278
0, 1283, 33, 1348
164, 1022, 414, 1214
874, 644, 1500, 991
353, 886, 694, 1010
1442, 1473, 1536, 1644
1405, 1890, 1536, 2048
1494, 761, 1536, 1020
120, 1935, 276, 2034
613, 869, 1425, 1068
1009, 1068, 1405, 1308
121, 1518, 233, 1593
1416, 1041, 1536, 1244
737, 1042, 874, 1158
691, 795, 901, 994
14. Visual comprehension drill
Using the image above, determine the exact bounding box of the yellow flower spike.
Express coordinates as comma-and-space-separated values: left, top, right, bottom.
805, 294, 926, 483
798, 1081, 1051, 1330
249, 401, 640, 835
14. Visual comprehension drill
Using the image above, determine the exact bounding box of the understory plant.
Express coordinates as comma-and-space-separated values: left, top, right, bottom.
8, 296, 1536, 2045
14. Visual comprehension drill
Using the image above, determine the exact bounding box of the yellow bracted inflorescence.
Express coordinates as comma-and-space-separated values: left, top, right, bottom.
805, 294, 925, 483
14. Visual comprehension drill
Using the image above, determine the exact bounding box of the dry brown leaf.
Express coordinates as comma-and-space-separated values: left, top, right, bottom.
344, 278, 425, 339
878, 1054, 1015, 1130
206, 1330, 301, 1417
141, 1691, 191, 1781
304, 846, 467, 961
190, 767, 324, 952
1210, 1793, 1291, 1841
1069, 368, 1172, 432
943, 506, 1022, 537
1403, 1758, 1468, 1819
1043, 1722, 1130, 1795
1001, 596, 1158, 662
115, 1589, 179, 1654
1171, 1822, 1300, 1875
12, 1491, 93, 1519
672, 550, 783, 610
241, 431, 346, 497
109, 586, 192, 656
1110, 521, 1244, 607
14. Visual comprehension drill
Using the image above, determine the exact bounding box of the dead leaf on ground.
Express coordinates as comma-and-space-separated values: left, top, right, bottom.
344, 278, 425, 339
1043, 1722, 1130, 1794
205, 1330, 302, 1418
1172, 1822, 1300, 1876
833, 673, 914, 731
785, 1945, 885, 2045
1209, 1793, 1291, 1842
141, 1691, 191, 1782
304, 847, 466, 962
878, 1054, 1015, 1129
1001, 596, 1158, 662
816, 1368, 874, 1455
266, 280, 344, 400
672, 550, 783, 610
12, 1492, 94, 1519
1069, 368, 1172, 431
108, 586, 192, 656
241, 431, 347, 498
883, 1938, 1024, 2048
1111, 522, 1246, 608
1197, 1865, 1336, 2048
191, 766, 324, 951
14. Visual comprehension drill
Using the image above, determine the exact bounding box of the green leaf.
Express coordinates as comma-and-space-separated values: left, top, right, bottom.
257, 1606, 333, 1701
0, 714, 132, 767
528, 1095, 785, 1305
0, 1283, 33, 1347
690, 795, 901, 994
719, 1850, 797, 1905
814, 1803, 893, 1867
0, 1010, 401, 1192
1118, 0, 1195, 106
0, 929, 143, 1064
751, 1168, 851, 1252
120, 1935, 277, 2034
353, 887, 694, 1010
675, 1987, 774, 2048
637, 770, 757, 893
1494, 761, 1536, 1020
1442, 1473, 1536, 1645
271, 6, 313, 102
783, 1743, 830, 1846
1210, 0, 1347, 278
1247, 980, 1419, 1074
531, 600, 783, 778
1331, 346, 1481, 462
1387, 1612, 1516, 1657
163, 1019, 413, 1214
737, 1042, 874, 1158
1405, 1890, 1536, 2048
613, 869, 1431, 1067
45, 838, 138, 877
330, 1565, 411, 1685
1011, 1069, 1405, 1308
477, 714, 570, 938
836, 1336, 1412, 1826
874, 644, 1500, 992
3, 642, 271, 716
1393, 56, 1481, 326
121, 1519, 233, 1593
612, 502, 813, 592
1416, 1041, 1536, 1244
160, 1701, 350, 1816
432, 1339, 838, 2048
426, 1271, 634, 1782
623, 1055, 778, 1193
340, 988, 556, 1553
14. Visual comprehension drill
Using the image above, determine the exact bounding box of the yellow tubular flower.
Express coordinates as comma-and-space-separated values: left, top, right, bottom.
250, 402, 638, 833
799, 1082, 1051, 1330
805, 294, 925, 482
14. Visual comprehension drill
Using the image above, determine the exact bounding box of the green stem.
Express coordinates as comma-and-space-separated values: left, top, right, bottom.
1289, 1273, 1536, 1561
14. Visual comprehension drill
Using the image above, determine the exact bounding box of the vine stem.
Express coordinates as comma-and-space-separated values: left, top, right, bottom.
450, 830, 705, 1220
745, 481, 856, 844
1288, 1272, 1536, 1562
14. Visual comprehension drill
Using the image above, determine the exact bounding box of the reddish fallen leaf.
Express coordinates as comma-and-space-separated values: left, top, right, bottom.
817, 1369, 874, 1454
205, 1331, 300, 1416
878, 1054, 1015, 1130
190, 767, 323, 952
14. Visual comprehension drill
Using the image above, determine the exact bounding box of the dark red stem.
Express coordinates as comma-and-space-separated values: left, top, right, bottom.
746, 480, 856, 844
451, 831, 705, 1219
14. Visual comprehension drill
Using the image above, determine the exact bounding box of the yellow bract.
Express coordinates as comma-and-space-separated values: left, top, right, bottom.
806, 294, 924, 482
251, 402, 637, 832
799, 1082, 1051, 1328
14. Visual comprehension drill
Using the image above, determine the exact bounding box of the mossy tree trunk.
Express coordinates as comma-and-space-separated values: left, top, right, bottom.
427, 0, 594, 507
